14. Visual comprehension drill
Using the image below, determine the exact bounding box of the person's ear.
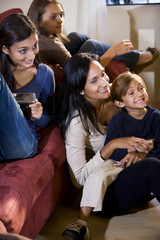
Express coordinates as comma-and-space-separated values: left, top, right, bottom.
2, 45, 9, 55
80, 90, 84, 95
114, 100, 125, 108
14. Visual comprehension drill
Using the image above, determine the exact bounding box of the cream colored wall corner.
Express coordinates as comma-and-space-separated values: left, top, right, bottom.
129, 5, 160, 109
107, 5, 160, 109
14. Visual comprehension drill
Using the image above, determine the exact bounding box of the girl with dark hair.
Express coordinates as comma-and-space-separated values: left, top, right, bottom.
0, 10, 55, 161
27, 0, 158, 72
59, 53, 160, 240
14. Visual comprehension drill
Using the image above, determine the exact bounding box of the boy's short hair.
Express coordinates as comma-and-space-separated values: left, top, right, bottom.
111, 71, 146, 102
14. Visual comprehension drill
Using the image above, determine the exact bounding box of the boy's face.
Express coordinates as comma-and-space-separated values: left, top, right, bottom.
121, 79, 148, 111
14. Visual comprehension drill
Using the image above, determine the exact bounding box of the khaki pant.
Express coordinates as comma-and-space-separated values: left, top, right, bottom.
80, 160, 123, 211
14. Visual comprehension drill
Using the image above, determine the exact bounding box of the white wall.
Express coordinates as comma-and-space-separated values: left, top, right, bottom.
60, 0, 78, 35
0, 0, 32, 14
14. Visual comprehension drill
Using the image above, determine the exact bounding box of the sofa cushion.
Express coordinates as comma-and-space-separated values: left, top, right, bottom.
49, 65, 63, 89
37, 124, 66, 168
0, 154, 53, 234
105, 60, 128, 83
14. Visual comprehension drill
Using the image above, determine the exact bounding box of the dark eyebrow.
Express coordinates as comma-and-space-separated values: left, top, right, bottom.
138, 82, 144, 86
17, 40, 38, 50
127, 87, 134, 91
88, 68, 105, 82
88, 75, 97, 82
17, 46, 28, 50
51, 10, 64, 15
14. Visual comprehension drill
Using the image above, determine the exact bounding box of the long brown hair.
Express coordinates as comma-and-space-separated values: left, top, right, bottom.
27, 0, 69, 42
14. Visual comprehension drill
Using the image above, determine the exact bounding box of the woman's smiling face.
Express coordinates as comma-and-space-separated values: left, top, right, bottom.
81, 60, 111, 104
2, 33, 39, 69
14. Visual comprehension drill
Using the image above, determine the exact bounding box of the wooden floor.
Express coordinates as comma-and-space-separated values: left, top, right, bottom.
35, 187, 160, 240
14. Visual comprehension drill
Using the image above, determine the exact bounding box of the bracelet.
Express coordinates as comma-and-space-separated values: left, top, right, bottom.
100, 150, 105, 161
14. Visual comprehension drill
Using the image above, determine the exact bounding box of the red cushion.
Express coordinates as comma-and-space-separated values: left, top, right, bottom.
105, 60, 128, 83
48, 65, 63, 88
38, 124, 66, 168
0, 154, 53, 233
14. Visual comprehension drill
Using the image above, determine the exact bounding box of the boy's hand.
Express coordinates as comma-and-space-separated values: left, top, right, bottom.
115, 152, 146, 168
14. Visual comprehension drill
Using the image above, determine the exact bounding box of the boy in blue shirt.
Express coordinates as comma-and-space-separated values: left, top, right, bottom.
105, 71, 160, 167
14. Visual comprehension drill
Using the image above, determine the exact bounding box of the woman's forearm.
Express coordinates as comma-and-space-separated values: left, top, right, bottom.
100, 47, 116, 68
100, 139, 117, 160
100, 136, 152, 161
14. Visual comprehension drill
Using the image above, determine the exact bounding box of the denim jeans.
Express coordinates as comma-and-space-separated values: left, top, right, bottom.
65, 32, 139, 69
0, 73, 37, 161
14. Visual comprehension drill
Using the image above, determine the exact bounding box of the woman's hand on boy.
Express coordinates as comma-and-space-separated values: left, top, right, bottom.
127, 137, 153, 154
